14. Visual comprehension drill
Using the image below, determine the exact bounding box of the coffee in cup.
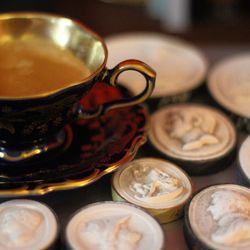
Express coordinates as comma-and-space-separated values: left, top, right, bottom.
0, 39, 90, 97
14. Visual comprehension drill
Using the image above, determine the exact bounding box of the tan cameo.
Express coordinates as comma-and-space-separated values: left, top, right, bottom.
208, 53, 250, 118
207, 190, 250, 246
0, 199, 58, 250
239, 135, 250, 182
66, 202, 164, 250
0, 208, 43, 248
149, 104, 236, 162
129, 166, 184, 202
164, 109, 219, 151
112, 158, 192, 223
188, 184, 250, 250
106, 33, 207, 97
113, 158, 192, 209
79, 215, 142, 250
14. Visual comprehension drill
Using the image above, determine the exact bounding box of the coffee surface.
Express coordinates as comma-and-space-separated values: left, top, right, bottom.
0, 39, 90, 97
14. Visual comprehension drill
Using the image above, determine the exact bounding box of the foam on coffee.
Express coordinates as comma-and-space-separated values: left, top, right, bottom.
0, 39, 90, 97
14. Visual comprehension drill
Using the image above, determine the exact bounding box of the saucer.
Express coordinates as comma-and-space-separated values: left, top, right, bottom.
0, 83, 149, 196
106, 32, 208, 98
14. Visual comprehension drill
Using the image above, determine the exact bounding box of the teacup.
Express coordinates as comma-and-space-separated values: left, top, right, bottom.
0, 12, 155, 162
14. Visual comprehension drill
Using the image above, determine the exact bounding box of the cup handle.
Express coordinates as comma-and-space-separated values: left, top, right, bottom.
78, 59, 156, 119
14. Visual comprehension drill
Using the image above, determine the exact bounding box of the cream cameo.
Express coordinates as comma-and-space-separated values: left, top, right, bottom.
0, 199, 58, 250
149, 104, 236, 174
112, 158, 192, 208
239, 135, 250, 186
65, 202, 164, 250
208, 53, 250, 119
186, 184, 250, 250
112, 158, 192, 223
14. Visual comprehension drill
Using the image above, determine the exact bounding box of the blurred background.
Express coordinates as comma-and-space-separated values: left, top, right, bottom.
0, 0, 249, 44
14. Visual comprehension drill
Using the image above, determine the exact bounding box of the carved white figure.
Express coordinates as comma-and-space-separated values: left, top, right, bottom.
80, 216, 141, 250
207, 190, 250, 246
164, 111, 219, 151
130, 165, 183, 201
0, 208, 43, 248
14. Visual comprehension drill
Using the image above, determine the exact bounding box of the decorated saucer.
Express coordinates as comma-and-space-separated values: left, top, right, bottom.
0, 83, 149, 196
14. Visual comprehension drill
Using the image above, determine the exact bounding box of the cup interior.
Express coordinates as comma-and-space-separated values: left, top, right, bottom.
0, 13, 106, 79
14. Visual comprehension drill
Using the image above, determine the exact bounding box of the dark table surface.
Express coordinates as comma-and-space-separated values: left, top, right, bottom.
0, 1, 250, 249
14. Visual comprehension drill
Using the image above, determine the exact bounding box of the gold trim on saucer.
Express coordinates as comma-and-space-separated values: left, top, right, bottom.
0, 135, 147, 196
0, 105, 149, 197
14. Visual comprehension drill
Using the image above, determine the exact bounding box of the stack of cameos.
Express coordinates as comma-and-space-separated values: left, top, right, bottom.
185, 184, 250, 250
65, 202, 165, 250
238, 136, 250, 186
208, 53, 250, 132
112, 157, 193, 223
106, 33, 208, 108
148, 104, 237, 175
0, 199, 58, 250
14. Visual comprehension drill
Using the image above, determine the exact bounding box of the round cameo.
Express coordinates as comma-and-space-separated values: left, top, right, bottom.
185, 184, 250, 250
106, 33, 207, 99
149, 104, 236, 175
238, 136, 250, 186
112, 157, 192, 223
0, 199, 58, 250
208, 53, 250, 122
65, 202, 164, 250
